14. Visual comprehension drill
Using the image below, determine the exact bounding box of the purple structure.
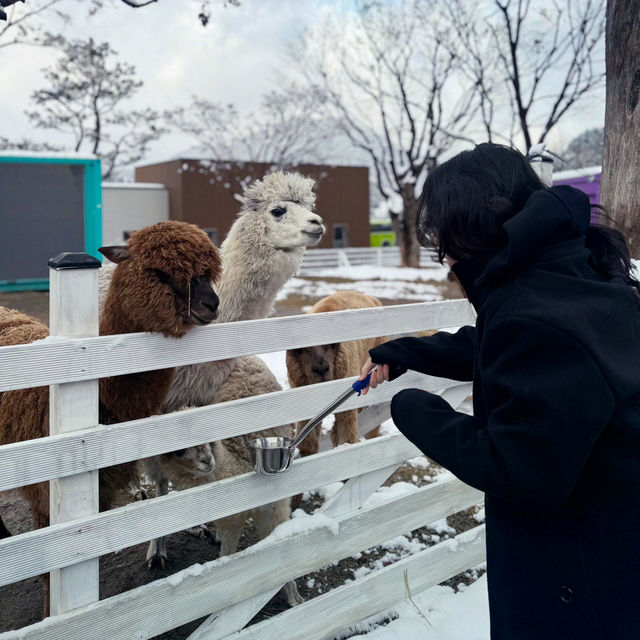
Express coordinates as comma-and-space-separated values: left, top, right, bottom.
553, 165, 601, 223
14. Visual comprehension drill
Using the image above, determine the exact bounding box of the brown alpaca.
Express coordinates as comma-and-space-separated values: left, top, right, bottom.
286, 290, 387, 456
0, 221, 222, 616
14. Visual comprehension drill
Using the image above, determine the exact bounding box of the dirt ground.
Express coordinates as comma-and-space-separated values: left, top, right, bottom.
0, 273, 472, 638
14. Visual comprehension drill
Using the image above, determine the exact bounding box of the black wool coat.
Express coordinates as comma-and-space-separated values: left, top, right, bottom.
370, 186, 640, 640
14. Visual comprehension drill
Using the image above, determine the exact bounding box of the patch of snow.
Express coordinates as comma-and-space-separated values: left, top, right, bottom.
165, 562, 206, 587
406, 455, 431, 470
362, 482, 419, 509
429, 518, 456, 536
276, 273, 446, 304
256, 350, 289, 389
379, 418, 399, 436
353, 565, 374, 579
303, 481, 344, 501
379, 534, 427, 555
303, 265, 449, 283
346, 574, 489, 640
248, 512, 339, 553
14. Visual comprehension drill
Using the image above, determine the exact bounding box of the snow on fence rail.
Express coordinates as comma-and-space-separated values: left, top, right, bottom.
0, 260, 481, 640
300, 246, 436, 271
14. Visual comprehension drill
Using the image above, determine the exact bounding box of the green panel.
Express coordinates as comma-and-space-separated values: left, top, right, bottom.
0, 278, 49, 292
0, 154, 103, 290
83, 158, 103, 258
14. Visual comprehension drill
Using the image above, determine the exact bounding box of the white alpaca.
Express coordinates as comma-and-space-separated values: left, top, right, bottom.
162, 170, 323, 411
99, 172, 324, 606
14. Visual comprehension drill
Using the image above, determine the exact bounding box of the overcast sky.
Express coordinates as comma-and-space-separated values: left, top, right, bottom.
1, 0, 605, 170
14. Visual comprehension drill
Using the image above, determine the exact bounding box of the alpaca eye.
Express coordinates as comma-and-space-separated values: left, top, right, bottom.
153, 269, 171, 284
271, 206, 286, 217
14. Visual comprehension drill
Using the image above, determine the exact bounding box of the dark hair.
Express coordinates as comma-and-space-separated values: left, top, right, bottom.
586, 208, 640, 296
418, 142, 640, 296
418, 143, 543, 262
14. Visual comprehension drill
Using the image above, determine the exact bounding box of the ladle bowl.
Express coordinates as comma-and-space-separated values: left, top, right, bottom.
249, 366, 377, 475
249, 436, 295, 474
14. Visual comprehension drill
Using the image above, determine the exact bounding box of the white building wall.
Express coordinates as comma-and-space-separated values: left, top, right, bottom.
101, 182, 169, 246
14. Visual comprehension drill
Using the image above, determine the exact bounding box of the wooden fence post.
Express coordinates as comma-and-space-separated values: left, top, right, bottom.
48, 252, 101, 615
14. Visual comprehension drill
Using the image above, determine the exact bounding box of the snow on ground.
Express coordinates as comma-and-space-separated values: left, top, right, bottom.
346, 574, 489, 640
278, 263, 451, 304
302, 264, 450, 283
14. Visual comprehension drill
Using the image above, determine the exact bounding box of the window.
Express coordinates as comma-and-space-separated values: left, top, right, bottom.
333, 223, 349, 248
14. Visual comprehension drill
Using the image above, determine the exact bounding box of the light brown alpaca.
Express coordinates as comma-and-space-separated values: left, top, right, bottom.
286, 290, 387, 456
0, 221, 222, 617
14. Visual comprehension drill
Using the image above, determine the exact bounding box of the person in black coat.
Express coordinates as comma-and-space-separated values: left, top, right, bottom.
359, 143, 640, 640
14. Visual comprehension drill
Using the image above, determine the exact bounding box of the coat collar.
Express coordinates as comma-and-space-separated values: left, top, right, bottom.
451, 186, 591, 310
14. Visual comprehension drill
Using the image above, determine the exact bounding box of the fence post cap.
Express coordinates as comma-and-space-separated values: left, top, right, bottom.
48, 252, 101, 270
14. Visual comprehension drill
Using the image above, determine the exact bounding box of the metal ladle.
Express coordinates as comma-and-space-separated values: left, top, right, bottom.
249, 366, 378, 475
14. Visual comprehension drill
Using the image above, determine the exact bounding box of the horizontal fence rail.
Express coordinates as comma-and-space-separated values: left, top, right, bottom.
0, 434, 424, 587
0, 373, 465, 493
0, 293, 480, 640
0, 299, 474, 392
0, 477, 483, 640
235, 527, 486, 640
300, 247, 437, 270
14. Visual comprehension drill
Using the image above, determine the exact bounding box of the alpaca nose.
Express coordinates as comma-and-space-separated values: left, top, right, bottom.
203, 292, 219, 314
308, 215, 324, 227
312, 361, 330, 376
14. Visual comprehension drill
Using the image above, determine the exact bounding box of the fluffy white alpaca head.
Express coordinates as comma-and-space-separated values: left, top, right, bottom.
236, 171, 325, 250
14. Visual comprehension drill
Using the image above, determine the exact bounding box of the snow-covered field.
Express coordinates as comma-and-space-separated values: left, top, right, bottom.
277, 263, 453, 308
257, 263, 487, 640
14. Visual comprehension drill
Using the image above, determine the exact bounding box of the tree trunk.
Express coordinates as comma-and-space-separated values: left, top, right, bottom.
398, 183, 421, 268
601, 0, 640, 256
390, 212, 403, 251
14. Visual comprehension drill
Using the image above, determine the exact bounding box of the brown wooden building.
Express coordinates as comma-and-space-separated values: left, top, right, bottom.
135, 159, 370, 248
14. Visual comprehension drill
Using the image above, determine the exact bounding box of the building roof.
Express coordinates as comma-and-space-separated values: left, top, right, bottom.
103, 182, 166, 190
0, 150, 99, 161
553, 165, 601, 181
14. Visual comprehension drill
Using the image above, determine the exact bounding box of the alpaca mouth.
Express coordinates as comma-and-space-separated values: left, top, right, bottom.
188, 311, 217, 325
196, 464, 214, 475
303, 230, 324, 245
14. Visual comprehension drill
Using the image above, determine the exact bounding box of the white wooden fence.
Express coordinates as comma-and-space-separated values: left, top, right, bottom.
0, 260, 482, 640
300, 246, 436, 271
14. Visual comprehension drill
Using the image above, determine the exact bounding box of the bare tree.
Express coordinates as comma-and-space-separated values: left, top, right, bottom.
0, 0, 233, 43
449, 0, 606, 151
24, 36, 165, 178
166, 84, 335, 168
556, 127, 603, 170
295, 0, 476, 266
600, 1, 640, 256
0, 0, 70, 48
0, 135, 63, 151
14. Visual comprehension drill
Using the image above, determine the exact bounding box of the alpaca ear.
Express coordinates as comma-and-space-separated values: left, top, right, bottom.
99, 245, 131, 264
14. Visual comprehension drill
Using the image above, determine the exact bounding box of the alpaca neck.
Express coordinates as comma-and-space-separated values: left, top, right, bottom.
99, 296, 175, 423
215, 239, 304, 324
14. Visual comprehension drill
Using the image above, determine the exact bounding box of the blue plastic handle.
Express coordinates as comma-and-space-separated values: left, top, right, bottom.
352, 374, 371, 395
352, 366, 377, 396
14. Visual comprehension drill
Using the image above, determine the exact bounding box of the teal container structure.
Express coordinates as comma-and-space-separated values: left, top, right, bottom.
0, 153, 102, 291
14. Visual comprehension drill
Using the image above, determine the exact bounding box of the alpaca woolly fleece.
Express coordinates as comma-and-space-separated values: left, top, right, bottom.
102, 221, 222, 339
0, 221, 222, 617
239, 171, 316, 213
286, 290, 387, 454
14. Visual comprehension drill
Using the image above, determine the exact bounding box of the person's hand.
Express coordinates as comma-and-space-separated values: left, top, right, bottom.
358, 357, 389, 396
